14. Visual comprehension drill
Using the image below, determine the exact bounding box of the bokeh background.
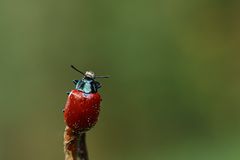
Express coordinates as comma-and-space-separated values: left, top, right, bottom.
0, 0, 240, 160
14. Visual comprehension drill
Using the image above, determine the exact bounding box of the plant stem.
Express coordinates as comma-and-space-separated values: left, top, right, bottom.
64, 126, 89, 160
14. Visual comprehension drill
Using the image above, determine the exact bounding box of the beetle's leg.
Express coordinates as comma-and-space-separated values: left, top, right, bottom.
96, 81, 102, 89
73, 80, 79, 85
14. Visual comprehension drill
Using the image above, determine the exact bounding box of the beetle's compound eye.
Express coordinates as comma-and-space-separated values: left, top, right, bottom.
85, 71, 95, 79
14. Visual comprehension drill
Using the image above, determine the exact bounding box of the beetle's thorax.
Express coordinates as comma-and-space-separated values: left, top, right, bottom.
75, 77, 100, 94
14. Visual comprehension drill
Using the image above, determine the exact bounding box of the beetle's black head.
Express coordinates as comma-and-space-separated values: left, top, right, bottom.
84, 71, 95, 79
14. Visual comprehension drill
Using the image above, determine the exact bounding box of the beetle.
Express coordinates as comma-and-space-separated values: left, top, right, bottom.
63, 65, 109, 132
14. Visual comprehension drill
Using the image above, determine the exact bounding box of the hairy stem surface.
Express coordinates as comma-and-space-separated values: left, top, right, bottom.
64, 126, 88, 160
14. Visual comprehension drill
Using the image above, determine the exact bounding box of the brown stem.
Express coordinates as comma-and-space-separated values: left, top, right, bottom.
64, 126, 89, 160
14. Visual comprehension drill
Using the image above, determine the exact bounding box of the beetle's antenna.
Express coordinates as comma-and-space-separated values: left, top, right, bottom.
70, 65, 85, 75
95, 75, 110, 78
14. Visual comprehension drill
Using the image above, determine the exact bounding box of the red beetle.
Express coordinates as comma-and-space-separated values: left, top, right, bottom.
63, 65, 109, 132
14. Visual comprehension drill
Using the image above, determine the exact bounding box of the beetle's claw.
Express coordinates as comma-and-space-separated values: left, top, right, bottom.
66, 91, 70, 95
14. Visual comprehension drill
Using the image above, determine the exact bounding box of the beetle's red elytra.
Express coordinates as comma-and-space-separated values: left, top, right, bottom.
64, 89, 101, 132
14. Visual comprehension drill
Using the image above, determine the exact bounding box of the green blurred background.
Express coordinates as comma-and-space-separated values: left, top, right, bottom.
0, 0, 240, 160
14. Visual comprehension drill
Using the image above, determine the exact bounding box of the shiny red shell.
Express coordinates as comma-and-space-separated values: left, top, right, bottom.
64, 89, 101, 132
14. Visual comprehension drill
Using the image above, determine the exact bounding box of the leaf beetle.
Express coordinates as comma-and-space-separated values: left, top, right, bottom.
63, 65, 109, 132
